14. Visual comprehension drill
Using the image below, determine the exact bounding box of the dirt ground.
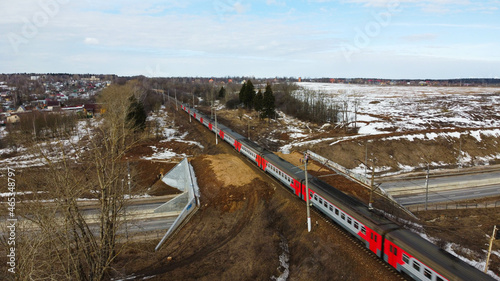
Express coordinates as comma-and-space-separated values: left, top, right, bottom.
313, 129, 500, 175
416, 208, 500, 274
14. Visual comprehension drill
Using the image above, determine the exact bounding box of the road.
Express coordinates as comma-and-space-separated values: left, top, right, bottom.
380, 170, 500, 190
379, 170, 500, 205
0, 197, 179, 236
81, 201, 167, 217
394, 184, 500, 206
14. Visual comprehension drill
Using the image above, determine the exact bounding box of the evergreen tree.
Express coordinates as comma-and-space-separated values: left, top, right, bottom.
218, 86, 226, 99
262, 84, 276, 119
254, 89, 264, 113
126, 95, 147, 131
238, 82, 247, 106
238, 80, 256, 109
244, 80, 255, 109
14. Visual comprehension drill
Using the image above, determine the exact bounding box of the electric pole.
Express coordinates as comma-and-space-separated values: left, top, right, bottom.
175, 89, 178, 111
304, 152, 311, 232
485, 225, 498, 273
215, 106, 218, 145
425, 163, 429, 210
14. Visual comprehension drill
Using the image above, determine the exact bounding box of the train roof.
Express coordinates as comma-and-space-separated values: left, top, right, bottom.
264, 152, 307, 181
387, 229, 494, 281
221, 126, 246, 141
239, 137, 269, 155
310, 177, 400, 231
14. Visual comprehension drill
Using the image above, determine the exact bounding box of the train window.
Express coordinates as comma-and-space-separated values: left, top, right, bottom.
402, 254, 409, 264
436, 277, 444, 281
341, 213, 345, 220
361, 226, 366, 235
393, 247, 397, 255
323, 202, 327, 208
347, 217, 352, 224
329, 206, 333, 212
314, 194, 318, 201
335, 209, 339, 216
319, 198, 323, 204
354, 222, 359, 229
374, 235, 377, 242
423, 268, 432, 279
390, 245, 393, 252
412, 261, 421, 272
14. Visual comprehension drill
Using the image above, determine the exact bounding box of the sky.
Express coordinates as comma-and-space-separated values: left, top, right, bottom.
1, 0, 499, 79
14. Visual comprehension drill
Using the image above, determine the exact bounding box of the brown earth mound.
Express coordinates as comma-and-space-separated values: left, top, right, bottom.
208, 153, 259, 186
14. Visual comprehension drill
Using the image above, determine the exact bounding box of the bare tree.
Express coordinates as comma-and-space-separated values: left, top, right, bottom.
12, 83, 142, 280
352, 94, 361, 130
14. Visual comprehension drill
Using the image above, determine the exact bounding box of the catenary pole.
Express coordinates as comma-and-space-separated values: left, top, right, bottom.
425, 163, 429, 210
485, 225, 498, 273
304, 153, 311, 232
215, 106, 218, 145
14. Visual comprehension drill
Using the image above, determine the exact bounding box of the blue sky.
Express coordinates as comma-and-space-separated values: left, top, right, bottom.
1, 0, 499, 79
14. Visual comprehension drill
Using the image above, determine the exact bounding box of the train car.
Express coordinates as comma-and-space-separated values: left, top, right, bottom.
238, 138, 268, 166
384, 229, 493, 281
307, 177, 400, 257
263, 152, 305, 197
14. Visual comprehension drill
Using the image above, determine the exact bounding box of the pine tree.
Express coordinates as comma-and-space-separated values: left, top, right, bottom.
254, 89, 264, 113
218, 86, 226, 99
238, 82, 247, 106
262, 84, 275, 119
126, 95, 147, 131
244, 80, 255, 109
239, 80, 256, 109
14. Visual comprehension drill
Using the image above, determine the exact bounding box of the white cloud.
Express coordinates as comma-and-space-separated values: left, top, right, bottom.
345, 0, 471, 10
233, 2, 249, 14
402, 33, 438, 42
84, 37, 99, 45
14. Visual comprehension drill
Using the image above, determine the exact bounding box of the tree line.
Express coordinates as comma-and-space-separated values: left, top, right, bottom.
237, 80, 276, 119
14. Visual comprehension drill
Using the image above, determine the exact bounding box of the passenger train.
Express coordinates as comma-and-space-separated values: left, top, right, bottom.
174, 99, 495, 281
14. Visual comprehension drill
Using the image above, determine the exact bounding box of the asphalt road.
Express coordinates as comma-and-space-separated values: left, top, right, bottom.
394, 184, 500, 206
380, 170, 500, 190
81, 201, 166, 217
124, 216, 177, 234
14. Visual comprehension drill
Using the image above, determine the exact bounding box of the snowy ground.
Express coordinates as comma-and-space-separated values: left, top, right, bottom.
142, 106, 203, 161
296, 82, 500, 135
0, 119, 97, 170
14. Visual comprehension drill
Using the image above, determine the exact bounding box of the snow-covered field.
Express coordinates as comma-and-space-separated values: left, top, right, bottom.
0, 119, 96, 170
297, 82, 500, 135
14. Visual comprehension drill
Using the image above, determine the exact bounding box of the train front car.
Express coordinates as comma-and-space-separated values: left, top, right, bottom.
385, 229, 495, 281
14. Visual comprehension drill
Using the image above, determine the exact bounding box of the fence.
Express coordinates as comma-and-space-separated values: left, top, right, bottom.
407, 201, 500, 212
306, 150, 417, 219
306, 150, 373, 187
155, 158, 200, 251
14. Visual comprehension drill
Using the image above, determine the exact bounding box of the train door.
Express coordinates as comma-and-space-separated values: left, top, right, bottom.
234, 141, 242, 152
384, 241, 400, 268
367, 230, 382, 257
